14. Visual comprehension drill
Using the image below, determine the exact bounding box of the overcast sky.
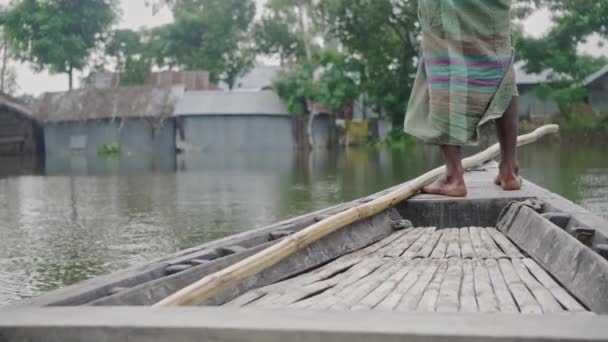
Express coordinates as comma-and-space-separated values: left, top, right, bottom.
1, 0, 605, 96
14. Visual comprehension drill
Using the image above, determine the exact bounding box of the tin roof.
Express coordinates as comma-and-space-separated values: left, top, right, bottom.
583, 64, 608, 87
35, 85, 183, 123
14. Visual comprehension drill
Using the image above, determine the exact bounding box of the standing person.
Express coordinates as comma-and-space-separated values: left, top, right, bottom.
404, 0, 521, 197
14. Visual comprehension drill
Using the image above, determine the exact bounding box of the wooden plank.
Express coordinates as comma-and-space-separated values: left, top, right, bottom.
487, 227, 523, 259
497, 205, 608, 314
459, 259, 478, 313
383, 228, 425, 258
375, 259, 430, 311
459, 228, 475, 259
396, 259, 441, 312
512, 259, 563, 313
417, 260, 449, 312
436, 259, 462, 313
352, 260, 419, 311
469, 227, 490, 259
430, 231, 449, 259
224, 291, 266, 307
498, 259, 543, 314
479, 228, 507, 259
485, 259, 518, 313
522, 258, 587, 312
300, 258, 385, 310
259, 280, 339, 308
331, 261, 402, 311
401, 227, 436, 259
445, 228, 461, 259
357, 228, 413, 257
473, 258, 499, 313
412, 231, 442, 258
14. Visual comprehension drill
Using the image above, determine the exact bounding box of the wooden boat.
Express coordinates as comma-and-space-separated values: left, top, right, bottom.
1, 162, 608, 341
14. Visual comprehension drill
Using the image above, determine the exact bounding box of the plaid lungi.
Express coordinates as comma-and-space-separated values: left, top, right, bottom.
404, 0, 518, 146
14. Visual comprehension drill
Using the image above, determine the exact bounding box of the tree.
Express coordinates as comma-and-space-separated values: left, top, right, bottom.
1, 0, 118, 90
0, 34, 18, 95
318, 0, 420, 126
150, 0, 256, 88
105, 29, 152, 85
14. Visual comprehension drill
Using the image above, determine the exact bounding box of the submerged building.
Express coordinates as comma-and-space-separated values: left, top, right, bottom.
0, 93, 43, 156
36, 85, 181, 158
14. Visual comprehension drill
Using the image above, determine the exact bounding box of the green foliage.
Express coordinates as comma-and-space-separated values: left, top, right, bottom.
154, 0, 256, 88
105, 29, 151, 86
97, 143, 121, 157
273, 51, 362, 115
1, 0, 118, 89
318, 0, 420, 126
253, 1, 307, 64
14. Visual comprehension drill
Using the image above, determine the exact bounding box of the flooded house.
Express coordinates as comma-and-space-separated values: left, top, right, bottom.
515, 62, 561, 121
0, 93, 44, 156
174, 90, 300, 151
35, 85, 181, 158
583, 65, 608, 113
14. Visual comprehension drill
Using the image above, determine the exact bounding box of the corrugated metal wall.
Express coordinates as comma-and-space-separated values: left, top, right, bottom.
43, 118, 176, 158
178, 115, 297, 151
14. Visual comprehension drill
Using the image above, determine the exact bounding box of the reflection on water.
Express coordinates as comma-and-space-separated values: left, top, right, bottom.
0, 140, 607, 305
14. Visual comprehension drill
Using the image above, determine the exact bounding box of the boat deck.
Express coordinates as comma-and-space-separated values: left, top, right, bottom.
226, 227, 588, 314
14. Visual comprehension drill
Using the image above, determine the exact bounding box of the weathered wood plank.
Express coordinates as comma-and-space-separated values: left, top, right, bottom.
485, 259, 518, 313
445, 229, 461, 259
498, 259, 543, 314
331, 261, 401, 311
352, 260, 419, 311
512, 259, 563, 313
396, 259, 441, 312
487, 227, 523, 259
470, 227, 490, 259
436, 259, 462, 313
473, 258, 499, 313
401, 227, 436, 259
459, 259, 478, 313
412, 231, 442, 258
430, 231, 449, 259
224, 291, 266, 307
498, 204, 608, 314
299, 258, 385, 310
459, 228, 475, 259
480, 229, 507, 259
375, 259, 430, 311
383, 228, 425, 258
417, 260, 449, 312
522, 258, 587, 312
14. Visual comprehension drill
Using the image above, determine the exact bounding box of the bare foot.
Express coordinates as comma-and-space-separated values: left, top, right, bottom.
495, 164, 522, 191
422, 177, 467, 197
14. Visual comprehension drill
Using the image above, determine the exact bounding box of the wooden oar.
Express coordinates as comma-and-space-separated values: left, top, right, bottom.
154, 124, 559, 307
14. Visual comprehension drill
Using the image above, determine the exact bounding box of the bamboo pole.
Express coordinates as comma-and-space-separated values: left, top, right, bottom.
154, 124, 560, 307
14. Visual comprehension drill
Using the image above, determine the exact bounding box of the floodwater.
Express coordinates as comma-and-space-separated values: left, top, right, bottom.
1, 140, 607, 305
